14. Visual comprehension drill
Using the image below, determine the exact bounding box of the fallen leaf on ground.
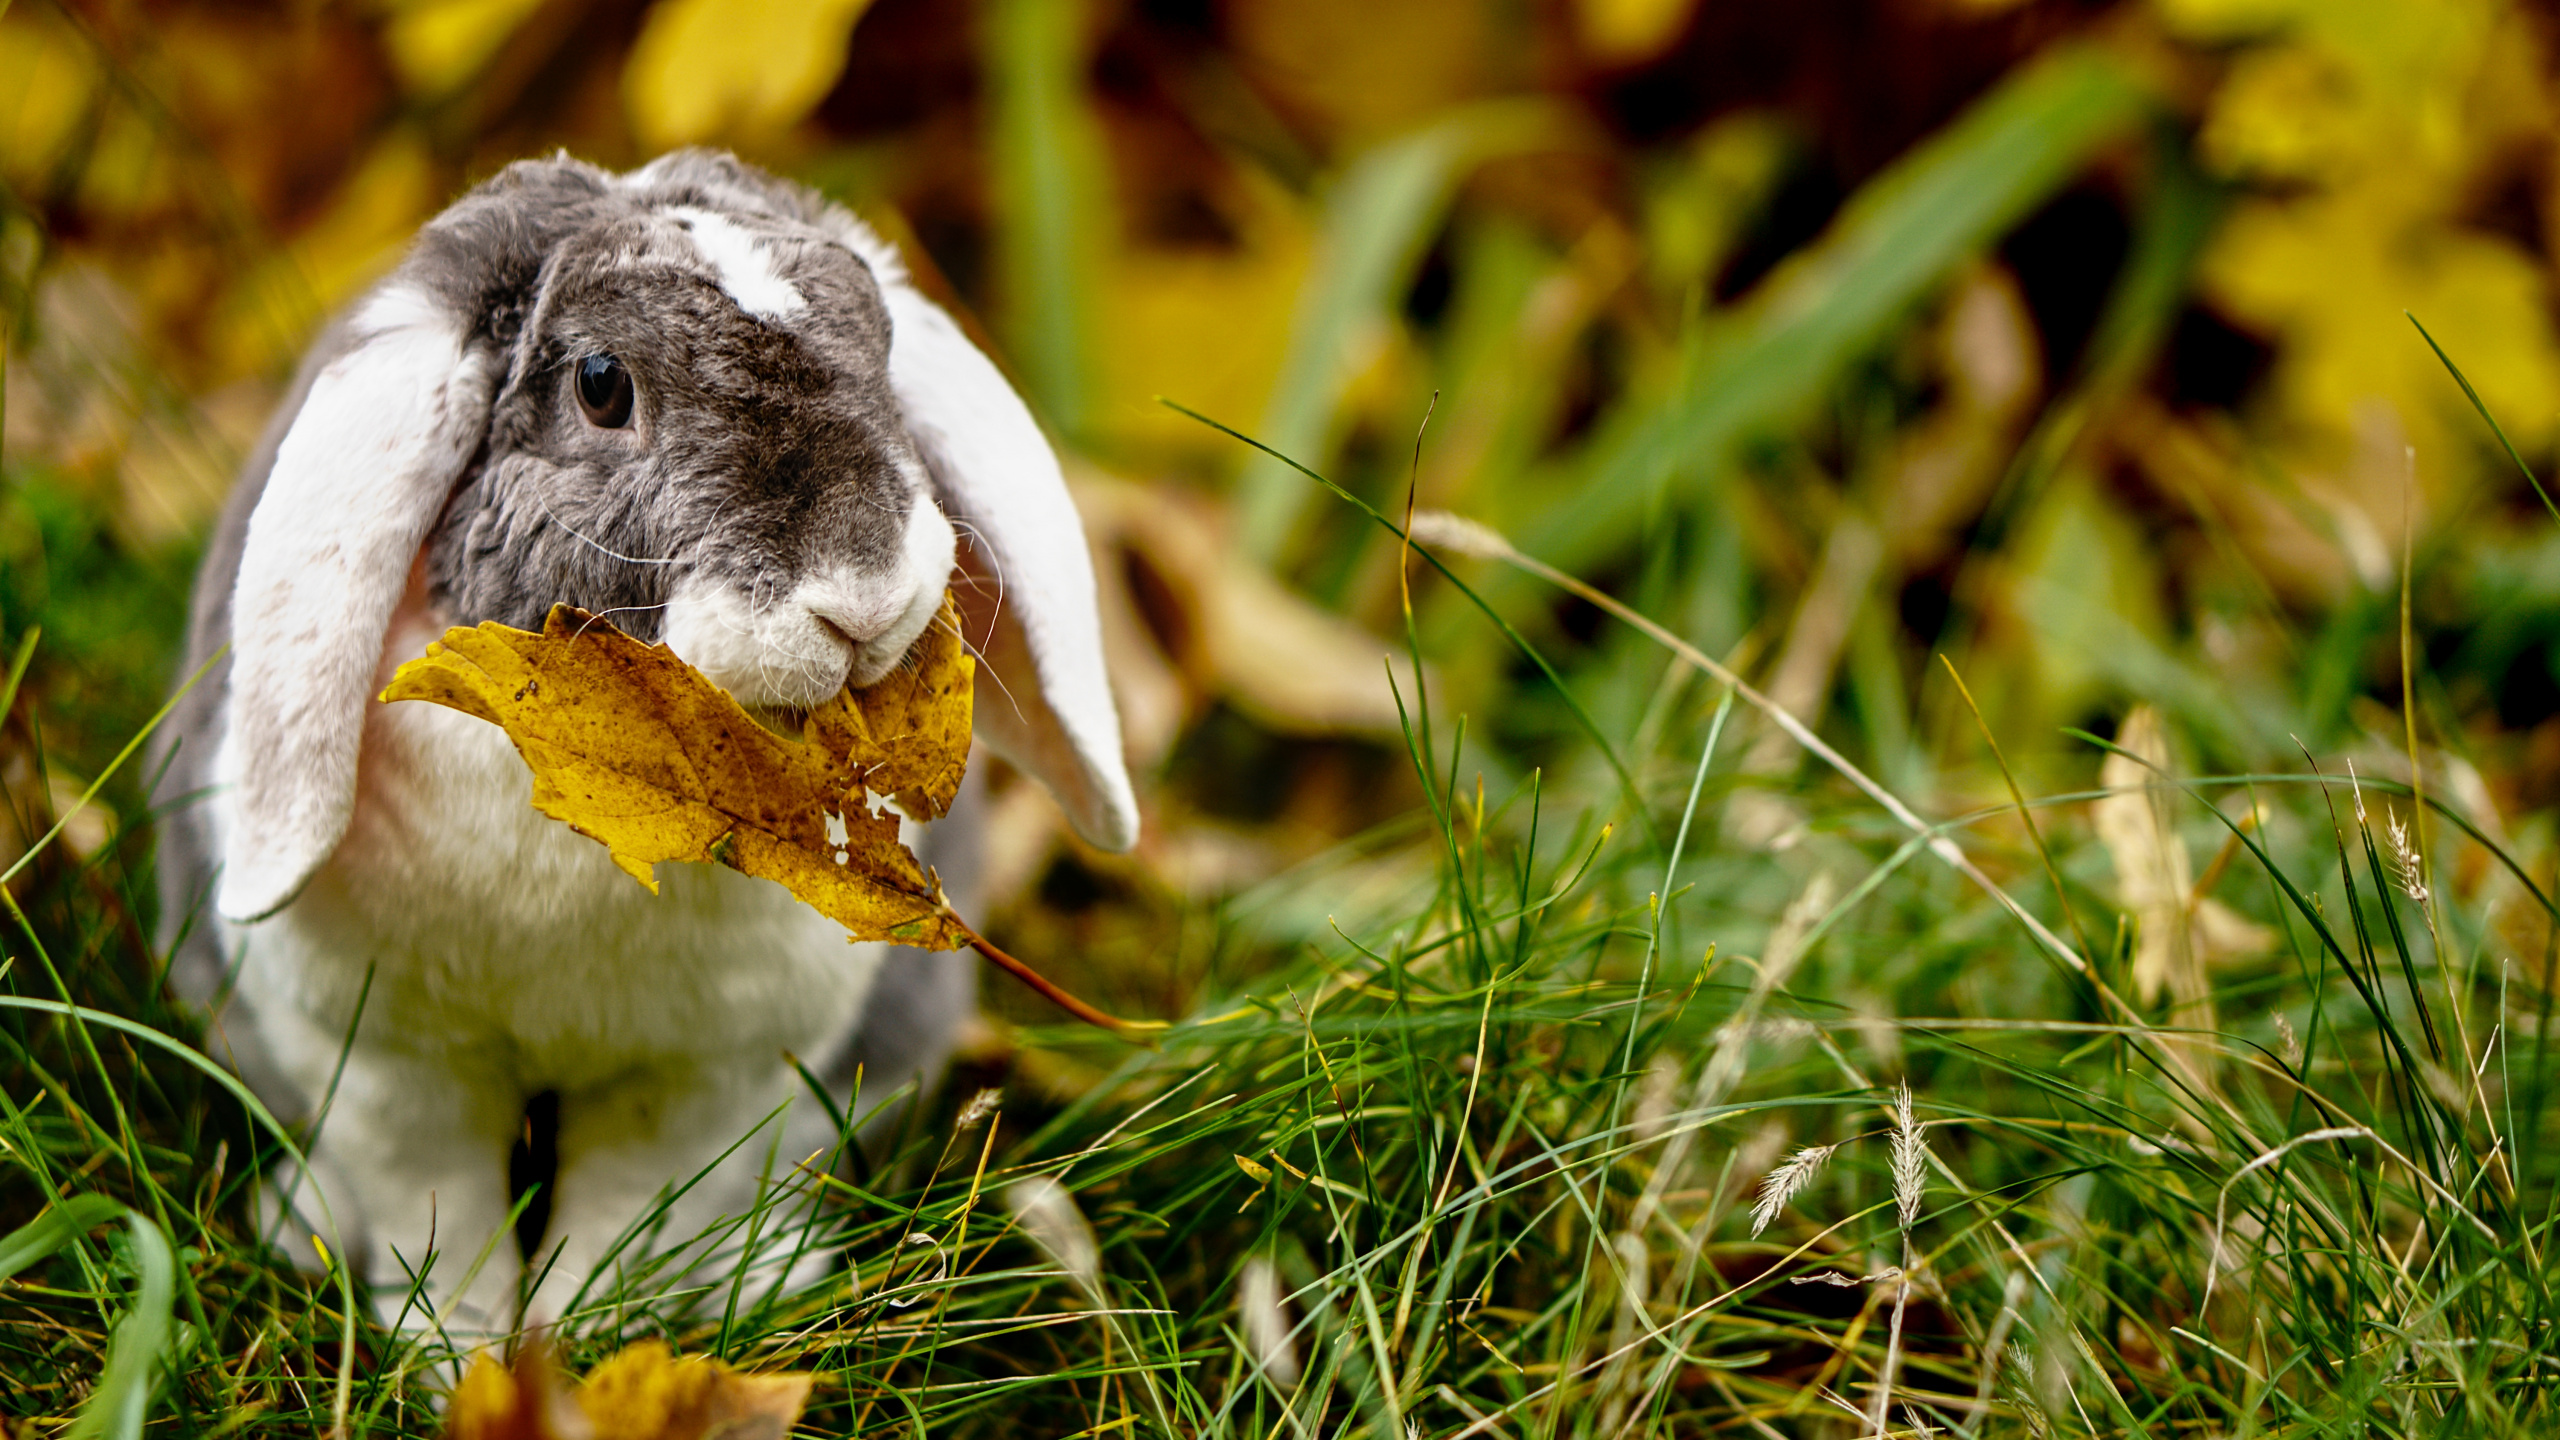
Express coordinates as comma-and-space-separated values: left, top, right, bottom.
446, 1338, 813, 1440
2094, 706, 2271, 1007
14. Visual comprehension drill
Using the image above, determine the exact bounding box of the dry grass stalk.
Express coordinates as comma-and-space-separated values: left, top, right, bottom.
1004, 1175, 1175, 1433
1595, 1231, 1654, 1431
1697, 870, 1838, 1108
2094, 707, 2271, 1095
1872, 1081, 1929, 1440
1961, 1269, 2034, 1432
1728, 514, 1884, 849
1405, 506, 2163, 1041
2203, 1126, 2371, 1311
2094, 707, 2203, 1010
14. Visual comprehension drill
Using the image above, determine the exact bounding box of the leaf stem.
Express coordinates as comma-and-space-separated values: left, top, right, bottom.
949, 911, 1166, 1040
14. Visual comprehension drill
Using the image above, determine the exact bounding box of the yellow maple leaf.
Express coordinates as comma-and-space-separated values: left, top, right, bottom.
445, 1339, 813, 1440
383, 598, 973, 951
384, 596, 1157, 1035
578, 1342, 814, 1440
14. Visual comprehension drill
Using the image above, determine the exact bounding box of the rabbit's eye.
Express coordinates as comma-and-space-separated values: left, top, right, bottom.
575, 354, 634, 429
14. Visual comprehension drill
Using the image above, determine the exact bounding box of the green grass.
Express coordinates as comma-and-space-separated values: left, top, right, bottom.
1, 457, 2552, 1436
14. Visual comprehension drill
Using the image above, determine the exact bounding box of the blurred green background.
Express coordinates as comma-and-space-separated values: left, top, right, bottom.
8, 0, 2560, 1013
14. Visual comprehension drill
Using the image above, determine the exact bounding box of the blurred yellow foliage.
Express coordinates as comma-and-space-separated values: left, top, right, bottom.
2205, 190, 2560, 455
446, 1339, 811, 1440
1570, 0, 1701, 67
2172, 0, 2560, 516
2150, 0, 2297, 36
1226, 0, 1491, 145
0, 12, 99, 189
1095, 173, 1314, 453
212, 130, 441, 381
383, 0, 550, 97
2200, 45, 2371, 186
625, 0, 878, 150
68, 93, 174, 225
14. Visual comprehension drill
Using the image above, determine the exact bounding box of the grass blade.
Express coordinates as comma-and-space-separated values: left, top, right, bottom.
984, 0, 1104, 434
65, 1208, 176, 1440
0, 1193, 124, 1281
1235, 101, 1568, 559
1530, 44, 2151, 572
0, 1199, 176, 1440
2409, 311, 2560, 527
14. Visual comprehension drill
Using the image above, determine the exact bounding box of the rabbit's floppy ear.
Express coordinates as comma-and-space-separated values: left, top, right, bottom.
217, 284, 500, 921
873, 285, 1141, 852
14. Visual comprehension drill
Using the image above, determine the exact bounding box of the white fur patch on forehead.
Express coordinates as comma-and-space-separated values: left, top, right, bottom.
662, 205, 806, 322
812, 207, 909, 287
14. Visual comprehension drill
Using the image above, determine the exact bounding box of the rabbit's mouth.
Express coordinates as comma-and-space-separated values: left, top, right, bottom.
659, 577, 926, 709
660, 497, 958, 710
836, 574, 948, 688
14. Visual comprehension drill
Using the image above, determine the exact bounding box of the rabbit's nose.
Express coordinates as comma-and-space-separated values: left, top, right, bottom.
795, 579, 906, 645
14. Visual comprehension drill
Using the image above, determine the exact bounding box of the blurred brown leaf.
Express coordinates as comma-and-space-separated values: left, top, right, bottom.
1076, 474, 1422, 745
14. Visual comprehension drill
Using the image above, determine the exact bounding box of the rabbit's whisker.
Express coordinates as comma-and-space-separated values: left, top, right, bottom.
939, 620, 1028, 727
579, 601, 670, 632
947, 520, 1013, 666
948, 519, 1008, 638
525, 480, 686, 567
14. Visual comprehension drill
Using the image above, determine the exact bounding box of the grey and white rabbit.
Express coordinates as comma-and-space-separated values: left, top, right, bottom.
153, 150, 1138, 1331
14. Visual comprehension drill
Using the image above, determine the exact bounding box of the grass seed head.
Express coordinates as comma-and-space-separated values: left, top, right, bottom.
1406, 509, 1516, 559
1751, 1143, 1838, 1237
2385, 809, 2429, 902
955, 1087, 1002, 1132
1236, 1256, 1298, 1390
1005, 1176, 1103, 1303
1890, 1081, 1928, 1234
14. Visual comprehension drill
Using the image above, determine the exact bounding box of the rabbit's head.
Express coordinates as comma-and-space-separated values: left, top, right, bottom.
428, 170, 950, 703
216, 150, 1137, 923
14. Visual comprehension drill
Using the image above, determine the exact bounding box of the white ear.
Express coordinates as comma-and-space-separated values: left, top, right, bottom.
217, 285, 496, 921
872, 283, 1140, 853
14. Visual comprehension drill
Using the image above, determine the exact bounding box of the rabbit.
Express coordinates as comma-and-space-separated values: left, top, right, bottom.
151, 149, 1139, 1335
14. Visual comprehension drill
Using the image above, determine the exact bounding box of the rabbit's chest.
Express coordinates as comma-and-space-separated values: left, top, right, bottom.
232, 678, 881, 1081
